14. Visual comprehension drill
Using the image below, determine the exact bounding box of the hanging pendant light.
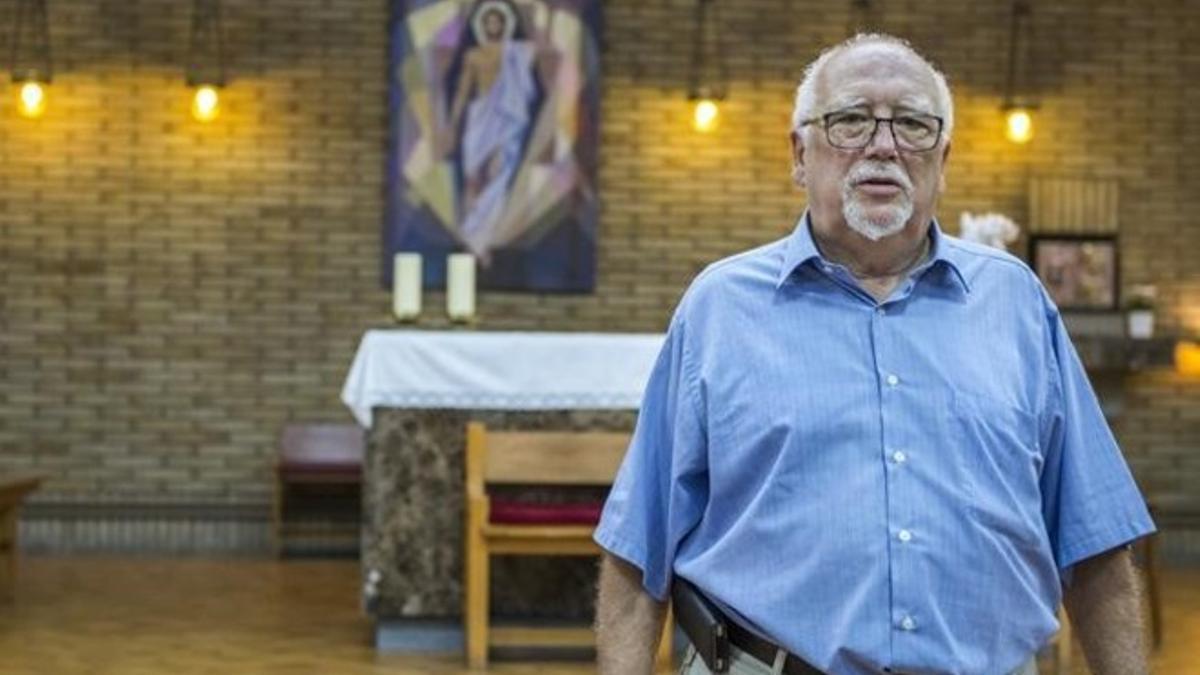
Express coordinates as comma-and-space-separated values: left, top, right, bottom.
1002, 1, 1037, 144
687, 0, 727, 133
187, 0, 227, 122
9, 0, 53, 119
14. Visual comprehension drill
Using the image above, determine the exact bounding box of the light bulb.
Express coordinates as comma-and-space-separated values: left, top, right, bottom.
1005, 108, 1033, 144
1177, 341, 1200, 377
192, 85, 220, 122
693, 99, 719, 133
18, 81, 46, 119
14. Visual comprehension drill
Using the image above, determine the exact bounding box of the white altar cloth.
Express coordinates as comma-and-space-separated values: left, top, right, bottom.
340, 330, 666, 427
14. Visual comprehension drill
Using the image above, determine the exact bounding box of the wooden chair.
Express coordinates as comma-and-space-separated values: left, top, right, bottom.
1051, 606, 1072, 674
1141, 505, 1163, 651
463, 422, 673, 670
1, 474, 43, 601
273, 424, 364, 557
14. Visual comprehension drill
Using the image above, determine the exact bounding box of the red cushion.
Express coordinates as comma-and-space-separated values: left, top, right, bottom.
489, 499, 604, 525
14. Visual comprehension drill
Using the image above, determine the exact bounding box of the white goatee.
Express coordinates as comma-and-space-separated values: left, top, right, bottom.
841, 161, 914, 241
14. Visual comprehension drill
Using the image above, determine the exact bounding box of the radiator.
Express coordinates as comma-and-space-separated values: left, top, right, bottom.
18, 498, 270, 554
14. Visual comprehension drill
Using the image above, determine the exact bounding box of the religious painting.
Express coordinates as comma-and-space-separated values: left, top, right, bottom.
1030, 235, 1119, 311
384, 0, 602, 292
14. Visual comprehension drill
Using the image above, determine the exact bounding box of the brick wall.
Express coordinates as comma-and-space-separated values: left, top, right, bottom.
1, 0, 1196, 549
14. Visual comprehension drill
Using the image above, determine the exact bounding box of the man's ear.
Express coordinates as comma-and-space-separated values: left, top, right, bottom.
938, 140, 951, 194
790, 131, 806, 187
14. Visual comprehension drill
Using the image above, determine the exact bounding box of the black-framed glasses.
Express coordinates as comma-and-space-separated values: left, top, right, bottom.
801, 107, 944, 152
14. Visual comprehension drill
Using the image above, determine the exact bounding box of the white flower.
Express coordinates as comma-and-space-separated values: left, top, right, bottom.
959, 211, 1020, 251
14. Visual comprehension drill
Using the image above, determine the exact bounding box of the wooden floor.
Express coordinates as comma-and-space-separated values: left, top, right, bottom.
0, 556, 1196, 674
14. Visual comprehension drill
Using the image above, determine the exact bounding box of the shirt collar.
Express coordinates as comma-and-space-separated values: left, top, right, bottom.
775, 212, 823, 288
776, 212, 972, 295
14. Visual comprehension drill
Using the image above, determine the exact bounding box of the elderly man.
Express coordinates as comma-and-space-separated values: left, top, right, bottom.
594, 34, 1153, 675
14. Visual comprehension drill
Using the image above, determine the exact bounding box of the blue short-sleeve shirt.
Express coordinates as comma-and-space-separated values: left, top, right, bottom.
594, 215, 1155, 675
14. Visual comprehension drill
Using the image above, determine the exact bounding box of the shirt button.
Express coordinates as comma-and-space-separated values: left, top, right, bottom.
898, 529, 912, 542
876, 307, 886, 316
900, 616, 916, 631
886, 374, 900, 387
892, 450, 907, 464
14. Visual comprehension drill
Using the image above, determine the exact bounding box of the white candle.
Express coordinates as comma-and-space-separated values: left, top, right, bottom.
392, 253, 422, 321
446, 253, 476, 322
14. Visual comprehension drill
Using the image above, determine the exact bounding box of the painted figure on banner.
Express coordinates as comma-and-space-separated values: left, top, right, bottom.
386, 0, 601, 292
441, 2, 539, 259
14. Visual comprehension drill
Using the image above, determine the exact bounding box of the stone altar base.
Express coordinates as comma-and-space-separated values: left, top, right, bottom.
362, 408, 638, 623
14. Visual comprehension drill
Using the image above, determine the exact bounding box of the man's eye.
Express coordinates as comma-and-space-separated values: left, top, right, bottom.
830, 112, 871, 126
896, 116, 935, 133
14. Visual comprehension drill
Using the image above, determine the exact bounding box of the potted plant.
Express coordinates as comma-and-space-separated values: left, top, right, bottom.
1124, 286, 1156, 339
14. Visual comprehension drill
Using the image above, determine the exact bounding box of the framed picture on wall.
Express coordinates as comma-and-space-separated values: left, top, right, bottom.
1030, 235, 1119, 311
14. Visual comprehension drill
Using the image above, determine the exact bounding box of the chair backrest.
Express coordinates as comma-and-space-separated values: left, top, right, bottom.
0, 474, 43, 505
280, 423, 364, 469
466, 422, 629, 488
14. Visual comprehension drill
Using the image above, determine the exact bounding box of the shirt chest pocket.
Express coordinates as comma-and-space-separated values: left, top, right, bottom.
948, 390, 1043, 498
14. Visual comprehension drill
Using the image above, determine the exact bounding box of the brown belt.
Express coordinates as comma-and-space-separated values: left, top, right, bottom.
725, 619, 825, 675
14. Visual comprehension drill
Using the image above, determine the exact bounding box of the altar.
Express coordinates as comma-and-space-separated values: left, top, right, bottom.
341, 330, 663, 649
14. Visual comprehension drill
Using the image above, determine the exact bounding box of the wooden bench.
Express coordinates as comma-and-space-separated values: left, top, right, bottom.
272, 424, 364, 557
463, 422, 672, 669
1, 474, 43, 600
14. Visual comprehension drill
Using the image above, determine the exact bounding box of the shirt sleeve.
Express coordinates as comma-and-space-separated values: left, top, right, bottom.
1037, 293, 1156, 574
594, 311, 708, 601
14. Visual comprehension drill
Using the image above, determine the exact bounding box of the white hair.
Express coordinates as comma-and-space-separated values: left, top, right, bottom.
791, 33, 955, 142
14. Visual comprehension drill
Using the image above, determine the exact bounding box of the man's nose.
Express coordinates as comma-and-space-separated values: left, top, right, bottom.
864, 120, 900, 159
